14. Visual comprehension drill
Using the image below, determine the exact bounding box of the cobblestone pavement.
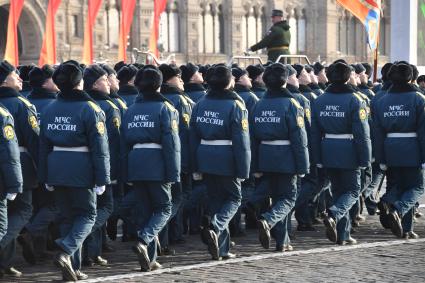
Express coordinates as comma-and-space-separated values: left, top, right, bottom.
5, 205, 425, 283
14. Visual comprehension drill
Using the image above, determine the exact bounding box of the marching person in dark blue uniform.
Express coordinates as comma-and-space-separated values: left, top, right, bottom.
102, 64, 128, 116
311, 61, 371, 245
181, 63, 207, 103
246, 64, 266, 99
120, 67, 180, 271
313, 62, 328, 90
232, 66, 259, 113
190, 64, 250, 260
306, 65, 324, 97
117, 65, 138, 106
374, 63, 425, 239
39, 63, 111, 281
83, 65, 120, 267
252, 63, 309, 251
0, 104, 23, 243
355, 64, 375, 100
0, 60, 39, 278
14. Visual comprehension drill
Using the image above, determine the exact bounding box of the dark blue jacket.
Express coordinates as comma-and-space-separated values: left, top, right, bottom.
299, 84, 318, 103
184, 83, 207, 103
27, 87, 57, 125
118, 85, 139, 107
0, 87, 39, 190
110, 91, 128, 116
311, 83, 372, 169
39, 89, 111, 188
287, 84, 312, 128
234, 84, 259, 114
358, 83, 375, 100
20, 82, 32, 97
251, 82, 267, 99
251, 88, 309, 174
374, 83, 425, 167
190, 89, 251, 178
121, 92, 181, 183
161, 83, 193, 173
88, 90, 122, 182
308, 83, 324, 97
0, 104, 23, 198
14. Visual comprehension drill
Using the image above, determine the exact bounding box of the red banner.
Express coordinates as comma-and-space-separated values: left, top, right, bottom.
149, 0, 167, 57
118, 0, 137, 62
39, 0, 62, 66
82, 0, 103, 64
4, 0, 24, 66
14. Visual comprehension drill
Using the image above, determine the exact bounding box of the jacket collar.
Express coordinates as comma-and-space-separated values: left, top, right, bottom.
160, 83, 182, 95
325, 83, 356, 94
118, 84, 138, 95
234, 84, 252, 93
58, 89, 96, 102
264, 88, 294, 99
87, 89, 111, 101
184, 83, 205, 92
286, 83, 301, 94
308, 83, 321, 90
207, 89, 244, 102
388, 83, 420, 93
0, 86, 21, 98
27, 87, 57, 100
251, 81, 266, 91
135, 91, 173, 104
298, 84, 313, 93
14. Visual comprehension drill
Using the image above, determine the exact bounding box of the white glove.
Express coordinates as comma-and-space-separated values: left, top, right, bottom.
379, 164, 388, 171
298, 174, 305, 178
422, 163, 425, 170
359, 167, 366, 170
94, 185, 106, 195
237, 178, 245, 183
317, 164, 323, 168
193, 172, 203, 181
45, 184, 54, 192
6, 193, 17, 201
253, 173, 263, 178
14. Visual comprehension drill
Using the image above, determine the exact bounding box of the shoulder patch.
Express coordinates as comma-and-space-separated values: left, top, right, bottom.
180, 95, 189, 106
184, 95, 195, 105
164, 101, 176, 112
116, 98, 128, 110
3, 124, 15, 140
235, 100, 246, 111
28, 115, 38, 129
106, 100, 119, 110
87, 101, 101, 113
353, 92, 364, 102
311, 93, 318, 100
0, 107, 9, 117
289, 98, 302, 109
416, 91, 425, 100
17, 96, 34, 108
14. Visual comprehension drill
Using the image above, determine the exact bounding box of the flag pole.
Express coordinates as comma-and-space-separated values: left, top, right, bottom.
373, 43, 378, 83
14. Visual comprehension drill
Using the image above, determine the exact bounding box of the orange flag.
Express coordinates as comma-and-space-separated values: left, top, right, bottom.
149, 0, 167, 57
82, 0, 103, 64
118, 0, 137, 62
4, 0, 24, 66
39, 0, 62, 66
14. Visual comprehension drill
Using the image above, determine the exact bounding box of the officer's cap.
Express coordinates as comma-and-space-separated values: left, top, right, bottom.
135, 66, 163, 93
0, 60, 16, 83
313, 62, 325, 75
114, 61, 127, 72
100, 64, 116, 76
246, 64, 265, 80
353, 64, 366, 74
52, 63, 83, 91
29, 64, 55, 88
18, 64, 36, 82
231, 67, 248, 82
272, 9, 284, 17
388, 63, 413, 84
206, 65, 232, 90
327, 62, 351, 84
263, 63, 288, 90
83, 64, 107, 90
292, 64, 304, 78
180, 63, 199, 83
159, 64, 181, 83
117, 65, 138, 85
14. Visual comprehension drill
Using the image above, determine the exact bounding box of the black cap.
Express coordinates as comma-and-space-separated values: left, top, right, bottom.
285, 64, 297, 77
292, 64, 304, 78
180, 63, 199, 83
313, 62, 325, 75
417, 75, 425, 83
361, 63, 372, 77
18, 65, 36, 82
159, 64, 181, 83
206, 65, 232, 90
381, 63, 394, 81
0, 60, 16, 83
101, 64, 116, 76
29, 64, 55, 88
83, 64, 107, 90
246, 64, 265, 80
410, 64, 419, 81
52, 63, 83, 91
117, 65, 138, 85
388, 63, 413, 84
353, 64, 366, 74
135, 67, 163, 93
272, 9, 284, 17
263, 63, 288, 90
327, 62, 351, 84
231, 67, 248, 82
114, 61, 127, 72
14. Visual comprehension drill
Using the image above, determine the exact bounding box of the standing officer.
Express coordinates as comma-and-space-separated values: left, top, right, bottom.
0, 103, 23, 242
190, 64, 250, 260
251, 63, 309, 251
311, 61, 371, 245
117, 65, 139, 106
39, 62, 110, 281
121, 67, 180, 271
249, 9, 291, 62
374, 63, 425, 239
0, 60, 39, 278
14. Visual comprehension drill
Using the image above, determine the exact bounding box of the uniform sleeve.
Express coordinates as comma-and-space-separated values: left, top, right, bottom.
85, 107, 111, 186
250, 27, 278, 51
189, 104, 201, 173
38, 118, 52, 184
119, 116, 129, 183
231, 103, 251, 179
104, 106, 121, 181
18, 103, 40, 164
287, 103, 309, 174
249, 104, 260, 173
416, 93, 425, 164
310, 102, 323, 166
0, 115, 23, 196
351, 98, 372, 167
161, 106, 181, 183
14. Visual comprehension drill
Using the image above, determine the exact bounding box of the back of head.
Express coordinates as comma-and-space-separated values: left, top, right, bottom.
180, 63, 199, 83
388, 63, 413, 85
206, 65, 232, 90
83, 64, 107, 90
18, 64, 36, 82
327, 62, 351, 84
246, 64, 265, 81
135, 66, 163, 93
117, 65, 138, 85
313, 62, 325, 75
114, 61, 126, 72
410, 64, 419, 81
52, 63, 83, 91
0, 60, 16, 84
159, 64, 181, 83
381, 63, 394, 81
29, 64, 55, 88
263, 63, 288, 90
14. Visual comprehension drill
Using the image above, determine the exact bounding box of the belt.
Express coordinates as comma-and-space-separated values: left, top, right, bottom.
268, 45, 289, 51
111, 180, 118, 185
53, 146, 89, 152
201, 139, 232, 146
261, 140, 291, 145
325, 134, 353, 139
19, 146, 27, 153
387, 132, 417, 138
133, 143, 162, 149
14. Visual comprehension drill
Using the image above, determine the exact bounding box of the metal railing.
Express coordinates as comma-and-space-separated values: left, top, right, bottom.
131, 48, 176, 65
275, 55, 311, 64
228, 56, 264, 67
